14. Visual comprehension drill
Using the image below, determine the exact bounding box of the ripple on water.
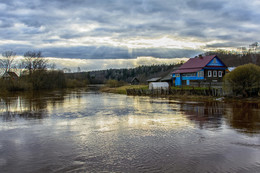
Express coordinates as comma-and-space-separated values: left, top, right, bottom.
1, 90, 260, 172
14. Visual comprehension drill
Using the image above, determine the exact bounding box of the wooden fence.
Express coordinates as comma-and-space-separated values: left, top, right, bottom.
126, 87, 224, 97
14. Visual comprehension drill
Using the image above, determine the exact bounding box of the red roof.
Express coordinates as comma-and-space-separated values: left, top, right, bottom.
173, 55, 217, 74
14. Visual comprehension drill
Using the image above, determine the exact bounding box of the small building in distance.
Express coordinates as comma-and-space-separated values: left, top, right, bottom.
172, 55, 228, 87
130, 77, 140, 85
149, 82, 169, 90
2, 71, 18, 80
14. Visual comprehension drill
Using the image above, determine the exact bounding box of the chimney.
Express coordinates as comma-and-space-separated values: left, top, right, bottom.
199, 54, 203, 59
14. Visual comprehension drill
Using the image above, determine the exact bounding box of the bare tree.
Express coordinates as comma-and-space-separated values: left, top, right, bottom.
249, 42, 258, 50
62, 68, 71, 73
249, 42, 259, 64
50, 63, 56, 70
22, 51, 48, 74
0, 51, 16, 72
77, 66, 81, 72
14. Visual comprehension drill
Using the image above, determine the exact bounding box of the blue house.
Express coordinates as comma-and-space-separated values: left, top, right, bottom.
172, 55, 227, 86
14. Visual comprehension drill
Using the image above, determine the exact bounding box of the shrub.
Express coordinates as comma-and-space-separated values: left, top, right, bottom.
105, 80, 126, 88
66, 79, 88, 88
223, 63, 260, 97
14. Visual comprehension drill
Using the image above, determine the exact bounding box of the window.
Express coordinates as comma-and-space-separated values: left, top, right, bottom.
198, 71, 204, 77
199, 71, 204, 77
213, 58, 217, 63
208, 70, 212, 77
218, 71, 222, 77
213, 70, 217, 77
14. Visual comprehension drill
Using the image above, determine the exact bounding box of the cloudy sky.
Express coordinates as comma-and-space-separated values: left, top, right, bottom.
0, 0, 260, 71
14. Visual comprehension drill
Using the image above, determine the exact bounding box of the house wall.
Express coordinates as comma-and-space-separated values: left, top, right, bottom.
204, 69, 226, 82
173, 69, 226, 86
204, 57, 227, 82
207, 57, 224, 66
175, 77, 181, 86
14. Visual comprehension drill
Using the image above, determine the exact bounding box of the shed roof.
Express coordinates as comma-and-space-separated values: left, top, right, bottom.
147, 77, 161, 82
131, 77, 139, 83
161, 73, 173, 81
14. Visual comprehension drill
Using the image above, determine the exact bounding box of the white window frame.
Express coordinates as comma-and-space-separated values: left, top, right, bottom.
218, 71, 222, 77
213, 70, 217, 77
208, 70, 212, 77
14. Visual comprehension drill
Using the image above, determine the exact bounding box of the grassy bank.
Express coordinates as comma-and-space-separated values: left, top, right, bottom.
101, 85, 148, 94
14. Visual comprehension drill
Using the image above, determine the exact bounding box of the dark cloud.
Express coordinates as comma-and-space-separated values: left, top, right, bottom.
0, 43, 200, 59
187, 0, 225, 11
41, 46, 200, 59
131, 48, 201, 59
0, 0, 259, 60
205, 42, 241, 48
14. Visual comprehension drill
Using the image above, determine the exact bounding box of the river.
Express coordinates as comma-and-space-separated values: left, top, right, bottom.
0, 88, 260, 172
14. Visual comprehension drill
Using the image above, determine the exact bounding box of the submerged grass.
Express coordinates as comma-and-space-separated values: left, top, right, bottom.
101, 85, 148, 94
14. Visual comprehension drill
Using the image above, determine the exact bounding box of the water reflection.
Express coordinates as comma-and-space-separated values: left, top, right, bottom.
177, 100, 260, 134
0, 90, 260, 172
179, 101, 224, 129
1, 90, 260, 134
0, 90, 68, 121
225, 102, 260, 134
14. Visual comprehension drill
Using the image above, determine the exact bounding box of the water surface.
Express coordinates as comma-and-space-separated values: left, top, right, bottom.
0, 89, 260, 172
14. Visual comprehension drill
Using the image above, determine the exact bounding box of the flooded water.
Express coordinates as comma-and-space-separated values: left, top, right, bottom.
0, 88, 260, 173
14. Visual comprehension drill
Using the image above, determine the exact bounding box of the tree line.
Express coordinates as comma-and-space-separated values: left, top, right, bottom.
0, 50, 87, 92
0, 50, 51, 74
72, 63, 182, 84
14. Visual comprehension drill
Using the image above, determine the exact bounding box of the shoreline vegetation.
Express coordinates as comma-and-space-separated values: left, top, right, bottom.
101, 84, 260, 103
0, 71, 88, 93
1, 78, 259, 103
101, 62, 260, 99
0, 50, 89, 96
1, 50, 260, 99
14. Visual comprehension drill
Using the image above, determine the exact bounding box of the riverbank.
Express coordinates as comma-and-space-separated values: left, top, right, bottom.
101, 85, 260, 103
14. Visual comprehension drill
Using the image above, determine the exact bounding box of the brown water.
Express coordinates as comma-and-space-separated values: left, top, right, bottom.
0, 89, 260, 173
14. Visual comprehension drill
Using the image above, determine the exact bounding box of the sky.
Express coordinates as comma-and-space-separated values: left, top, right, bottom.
0, 0, 260, 71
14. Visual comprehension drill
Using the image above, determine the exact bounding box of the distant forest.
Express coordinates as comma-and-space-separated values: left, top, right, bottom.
65, 63, 182, 84
66, 49, 260, 84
